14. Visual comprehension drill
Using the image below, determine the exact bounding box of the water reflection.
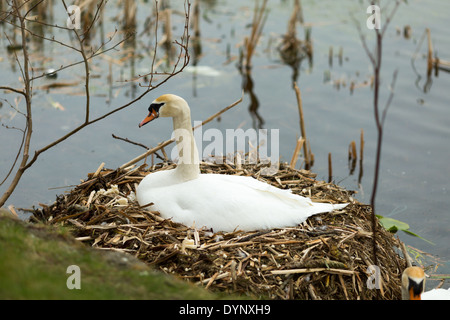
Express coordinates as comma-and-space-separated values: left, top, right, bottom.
79, 1, 100, 46
240, 68, 264, 129
123, 0, 138, 100
190, 0, 202, 97
411, 27, 450, 94
236, 0, 269, 130
278, 0, 313, 88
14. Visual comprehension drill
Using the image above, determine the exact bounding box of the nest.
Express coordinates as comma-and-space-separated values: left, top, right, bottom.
32, 160, 405, 300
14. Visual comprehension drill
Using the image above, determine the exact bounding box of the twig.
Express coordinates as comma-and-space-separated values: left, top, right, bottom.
112, 134, 166, 161
271, 268, 356, 276
193, 92, 244, 130
112, 134, 150, 150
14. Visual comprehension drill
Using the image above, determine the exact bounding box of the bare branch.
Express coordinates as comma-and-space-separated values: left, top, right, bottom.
1, 18, 82, 53
381, 69, 399, 126
149, 0, 160, 87
380, 0, 401, 37
0, 0, 34, 207
0, 0, 192, 207
3, 32, 26, 83
361, 0, 402, 280
23, 1, 191, 171
351, 10, 375, 66
0, 86, 26, 96
80, 0, 106, 44
30, 32, 132, 82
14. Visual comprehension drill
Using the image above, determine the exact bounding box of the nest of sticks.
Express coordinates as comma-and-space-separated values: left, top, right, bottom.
32, 160, 406, 300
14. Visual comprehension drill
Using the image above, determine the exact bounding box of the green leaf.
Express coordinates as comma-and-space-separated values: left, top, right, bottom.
377, 216, 409, 232
376, 215, 434, 245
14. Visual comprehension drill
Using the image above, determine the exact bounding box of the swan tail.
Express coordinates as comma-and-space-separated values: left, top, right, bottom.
331, 203, 349, 210
311, 202, 349, 214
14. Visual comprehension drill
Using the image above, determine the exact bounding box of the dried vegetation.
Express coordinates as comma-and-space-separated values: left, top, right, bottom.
32, 160, 405, 300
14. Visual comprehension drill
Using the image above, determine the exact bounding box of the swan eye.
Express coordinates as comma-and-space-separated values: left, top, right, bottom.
149, 102, 164, 112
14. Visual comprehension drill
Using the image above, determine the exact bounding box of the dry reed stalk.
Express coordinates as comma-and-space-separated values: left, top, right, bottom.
329, 46, 333, 67
191, 0, 200, 39
433, 58, 450, 72
242, 0, 268, 70
358, 129, 365, 184
289, 137, 305, 169
359, 129, 364, 161
124, 0, 137, 32
93, 162, 105, 178
307, 141, 314, 167
425, 29, 450, 74
426, 28, 433, 77
80, 0, 97, 42
349, 141, 357, 161
286, 0, 301, 37
412, 28, 450, 77
348, 140, 357, 175
7, 205, 19, 217
293, 82, 311, 169
271, 268, 357, 276
328, 152, 332, 183
163, 9, 172, 48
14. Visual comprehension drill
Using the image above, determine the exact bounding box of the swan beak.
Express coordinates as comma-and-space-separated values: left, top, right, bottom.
139, 109, 159, 128
409, 281, 423, 300
409, 287, 421, 300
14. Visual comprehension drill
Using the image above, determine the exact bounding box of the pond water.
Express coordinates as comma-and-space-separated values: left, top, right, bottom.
1, 0, 449, 284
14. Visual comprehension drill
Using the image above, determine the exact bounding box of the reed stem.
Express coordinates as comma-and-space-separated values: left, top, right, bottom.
293, 82, 310, 169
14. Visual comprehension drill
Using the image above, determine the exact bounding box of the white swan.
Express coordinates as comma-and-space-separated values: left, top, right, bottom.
402, 266, 450, 300
136, 94, 348, 232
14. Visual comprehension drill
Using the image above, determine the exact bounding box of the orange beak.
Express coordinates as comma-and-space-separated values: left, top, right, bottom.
139, 108, 159, 128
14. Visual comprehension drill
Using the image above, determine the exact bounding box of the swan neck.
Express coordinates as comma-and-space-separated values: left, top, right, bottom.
172, 112, 200, 181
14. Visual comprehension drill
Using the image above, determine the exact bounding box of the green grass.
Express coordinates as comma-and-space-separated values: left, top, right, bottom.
0, 215, 227, 300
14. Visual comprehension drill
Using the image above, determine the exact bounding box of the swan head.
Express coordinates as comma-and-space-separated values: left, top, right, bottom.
402, 266, 426, 300
139, 94, 189, 128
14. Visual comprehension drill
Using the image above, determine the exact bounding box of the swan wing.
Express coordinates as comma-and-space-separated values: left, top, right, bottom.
422, 288, 450, 300
138, 172, 347, 232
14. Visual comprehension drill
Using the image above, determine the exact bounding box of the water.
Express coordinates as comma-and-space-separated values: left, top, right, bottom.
1, 0, 449, 282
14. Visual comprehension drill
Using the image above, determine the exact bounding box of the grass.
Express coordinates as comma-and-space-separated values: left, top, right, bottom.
0, 214, 227, 300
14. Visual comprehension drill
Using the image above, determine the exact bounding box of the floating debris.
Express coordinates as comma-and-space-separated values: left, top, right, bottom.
184, 66, 222, 77
45, 68, 58, 79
